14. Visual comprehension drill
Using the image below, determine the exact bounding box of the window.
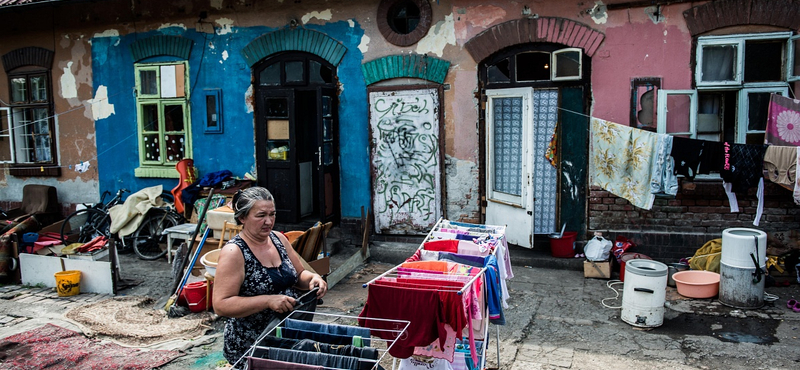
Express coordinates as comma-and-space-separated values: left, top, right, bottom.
204, 89, 223, 134
377, 0, 432, 47
134, 62, 191, 178
3, 71, 57, 173
658, 32, 793, 146
483, 47, 583, 86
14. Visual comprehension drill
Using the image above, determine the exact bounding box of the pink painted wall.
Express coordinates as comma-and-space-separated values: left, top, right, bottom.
590, 4, 695, 124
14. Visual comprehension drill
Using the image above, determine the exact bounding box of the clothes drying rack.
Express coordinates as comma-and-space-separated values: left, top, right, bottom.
421, 217, 509, 370
235, 310, 410, 370
362, 217, 510, 370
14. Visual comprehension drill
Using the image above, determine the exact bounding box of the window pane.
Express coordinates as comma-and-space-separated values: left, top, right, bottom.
492, 97, 522, 196
322, 96, 332, 117
389, 0, 420, 34
11, 77, 27, 103
163, 104, 185, 132
323, 142, 333, 165
266, 98, 288, 117
309, 60, 333, 84
140, 70, 158, 95
744, 40, 782, 82
701, 44, 737, 82
206, 94, 218, 128
665, 94, 692, 134
697, 93, 722, 141
142, 134, 160, 161
323, 118, 332, 141
793, 38, 800, 78
285, 61, 304, 83
142, 104, 158, 131
747, 92, 771, 131
259, 63, 280, 86
487, 58, 510, 83
516, 52, 550, 81
164, 134, 185, 162
30, 76, 47, 102
0, 111, 11, 162
555, 51, 581, 78
13, 109, 33, 162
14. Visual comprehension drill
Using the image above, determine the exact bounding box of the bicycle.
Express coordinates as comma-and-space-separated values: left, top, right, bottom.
59, 189, 129, 244
129, 195, 185, 260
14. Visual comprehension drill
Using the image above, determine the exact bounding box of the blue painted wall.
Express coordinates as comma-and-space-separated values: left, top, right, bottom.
91, 21, 369, 219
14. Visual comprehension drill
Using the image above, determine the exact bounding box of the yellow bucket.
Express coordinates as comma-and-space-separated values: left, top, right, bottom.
54, 270, 81, 297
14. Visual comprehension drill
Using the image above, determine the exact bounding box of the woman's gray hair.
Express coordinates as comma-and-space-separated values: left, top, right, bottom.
232, 187, 274, 225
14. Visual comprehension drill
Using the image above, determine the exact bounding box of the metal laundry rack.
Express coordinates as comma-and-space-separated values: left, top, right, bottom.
235, 309, 410, 370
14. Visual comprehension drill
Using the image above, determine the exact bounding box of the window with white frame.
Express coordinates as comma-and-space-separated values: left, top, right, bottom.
658, 32, 793, 145
133, 62, 192, 178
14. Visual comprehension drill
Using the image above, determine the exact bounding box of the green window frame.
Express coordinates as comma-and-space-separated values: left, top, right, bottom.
133, 62, 192, 178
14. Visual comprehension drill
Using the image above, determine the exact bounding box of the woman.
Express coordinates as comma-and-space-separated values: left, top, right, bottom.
212, 187, 327, 365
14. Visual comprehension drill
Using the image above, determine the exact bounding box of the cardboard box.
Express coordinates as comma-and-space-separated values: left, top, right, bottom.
267, 119, 290, 140
584, 259, 611, 279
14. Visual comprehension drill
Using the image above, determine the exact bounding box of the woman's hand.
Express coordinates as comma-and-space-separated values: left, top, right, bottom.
266, 295, 296, 313
310, 274, 328, 299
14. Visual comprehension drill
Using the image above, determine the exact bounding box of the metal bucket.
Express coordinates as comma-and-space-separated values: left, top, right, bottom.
719, 228, 766, 309
621, 259, 668, 328
667, 263, 690, 287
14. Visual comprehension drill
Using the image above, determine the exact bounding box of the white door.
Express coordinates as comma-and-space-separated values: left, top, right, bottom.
485, 88, 534, 247
485, 88, 559, 248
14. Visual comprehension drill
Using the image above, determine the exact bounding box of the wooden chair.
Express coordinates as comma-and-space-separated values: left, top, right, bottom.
217, 221, 243, 249
293, 222, 332, 263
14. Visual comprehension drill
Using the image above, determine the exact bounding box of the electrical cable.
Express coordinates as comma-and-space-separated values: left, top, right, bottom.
601, 279, 624, 309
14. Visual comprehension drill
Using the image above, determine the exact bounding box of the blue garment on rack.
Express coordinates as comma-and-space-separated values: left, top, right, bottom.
485, 255, 505, 325
278, 327, 364, 347
283, 319, 371, 346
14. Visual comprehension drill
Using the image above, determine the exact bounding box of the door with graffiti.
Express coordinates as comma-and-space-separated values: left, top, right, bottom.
369, 87, 443, 234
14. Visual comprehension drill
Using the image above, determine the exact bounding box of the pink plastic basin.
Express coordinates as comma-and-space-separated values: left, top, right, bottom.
671, 270, 720, 299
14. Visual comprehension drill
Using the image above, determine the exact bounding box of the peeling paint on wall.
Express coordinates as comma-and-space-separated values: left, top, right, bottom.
93, 29, 120, 39
87, 85, 115, 120
221, 50, 229, 62
348, 19, 355, 27
358, 34, 370, 53
445, 155, 480, 222
158, 23, 187, 31
60, 61, 78, 100
454, 5, 506, 43
245, 84, 254, 113
587, 1, 608, 25
415, 13, 456, 57
210, 0, 224, 10
216, 18, 234, 35
645, 6, 665, 24
302, 9, 333, 24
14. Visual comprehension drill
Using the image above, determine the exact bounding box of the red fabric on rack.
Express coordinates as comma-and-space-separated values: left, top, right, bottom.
423, 240, 459, 253
358, 284, 447, 359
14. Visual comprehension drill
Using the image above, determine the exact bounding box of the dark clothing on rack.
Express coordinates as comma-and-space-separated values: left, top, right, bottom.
438, 252, 485, 267
279, 328, 364, 346
256, 336, 379, 360
721, 142, 768, 192
223, 233, 300, 365
263, 347, 374, 370
247, 357, 324, 369
284, 319, 372, 345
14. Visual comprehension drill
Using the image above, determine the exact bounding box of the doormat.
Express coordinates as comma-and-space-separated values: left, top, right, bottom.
0, 323, 183, 369
65, 296, 212, 347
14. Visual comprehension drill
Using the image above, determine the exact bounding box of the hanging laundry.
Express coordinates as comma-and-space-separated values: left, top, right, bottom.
670, 137, 723, 180
762, 145, 797, 188
765, 94, 800, 146
589, 118, 657, 210
74, 161, 90, 173
721, 142, 768, 226
649, 134, 678, 196
545, 122, 558, 168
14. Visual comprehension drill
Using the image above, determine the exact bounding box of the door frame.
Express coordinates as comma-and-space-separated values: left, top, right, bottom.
367, 84, 446, 234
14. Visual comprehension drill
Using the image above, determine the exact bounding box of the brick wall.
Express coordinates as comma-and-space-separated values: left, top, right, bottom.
588, 180, 800, 262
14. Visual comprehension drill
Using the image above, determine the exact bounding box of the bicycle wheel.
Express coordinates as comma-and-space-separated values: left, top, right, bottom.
131, 208, 181, 260
60, 208, 111, 244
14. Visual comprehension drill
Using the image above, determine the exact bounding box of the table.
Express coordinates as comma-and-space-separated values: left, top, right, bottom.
162, 223, 197, 263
